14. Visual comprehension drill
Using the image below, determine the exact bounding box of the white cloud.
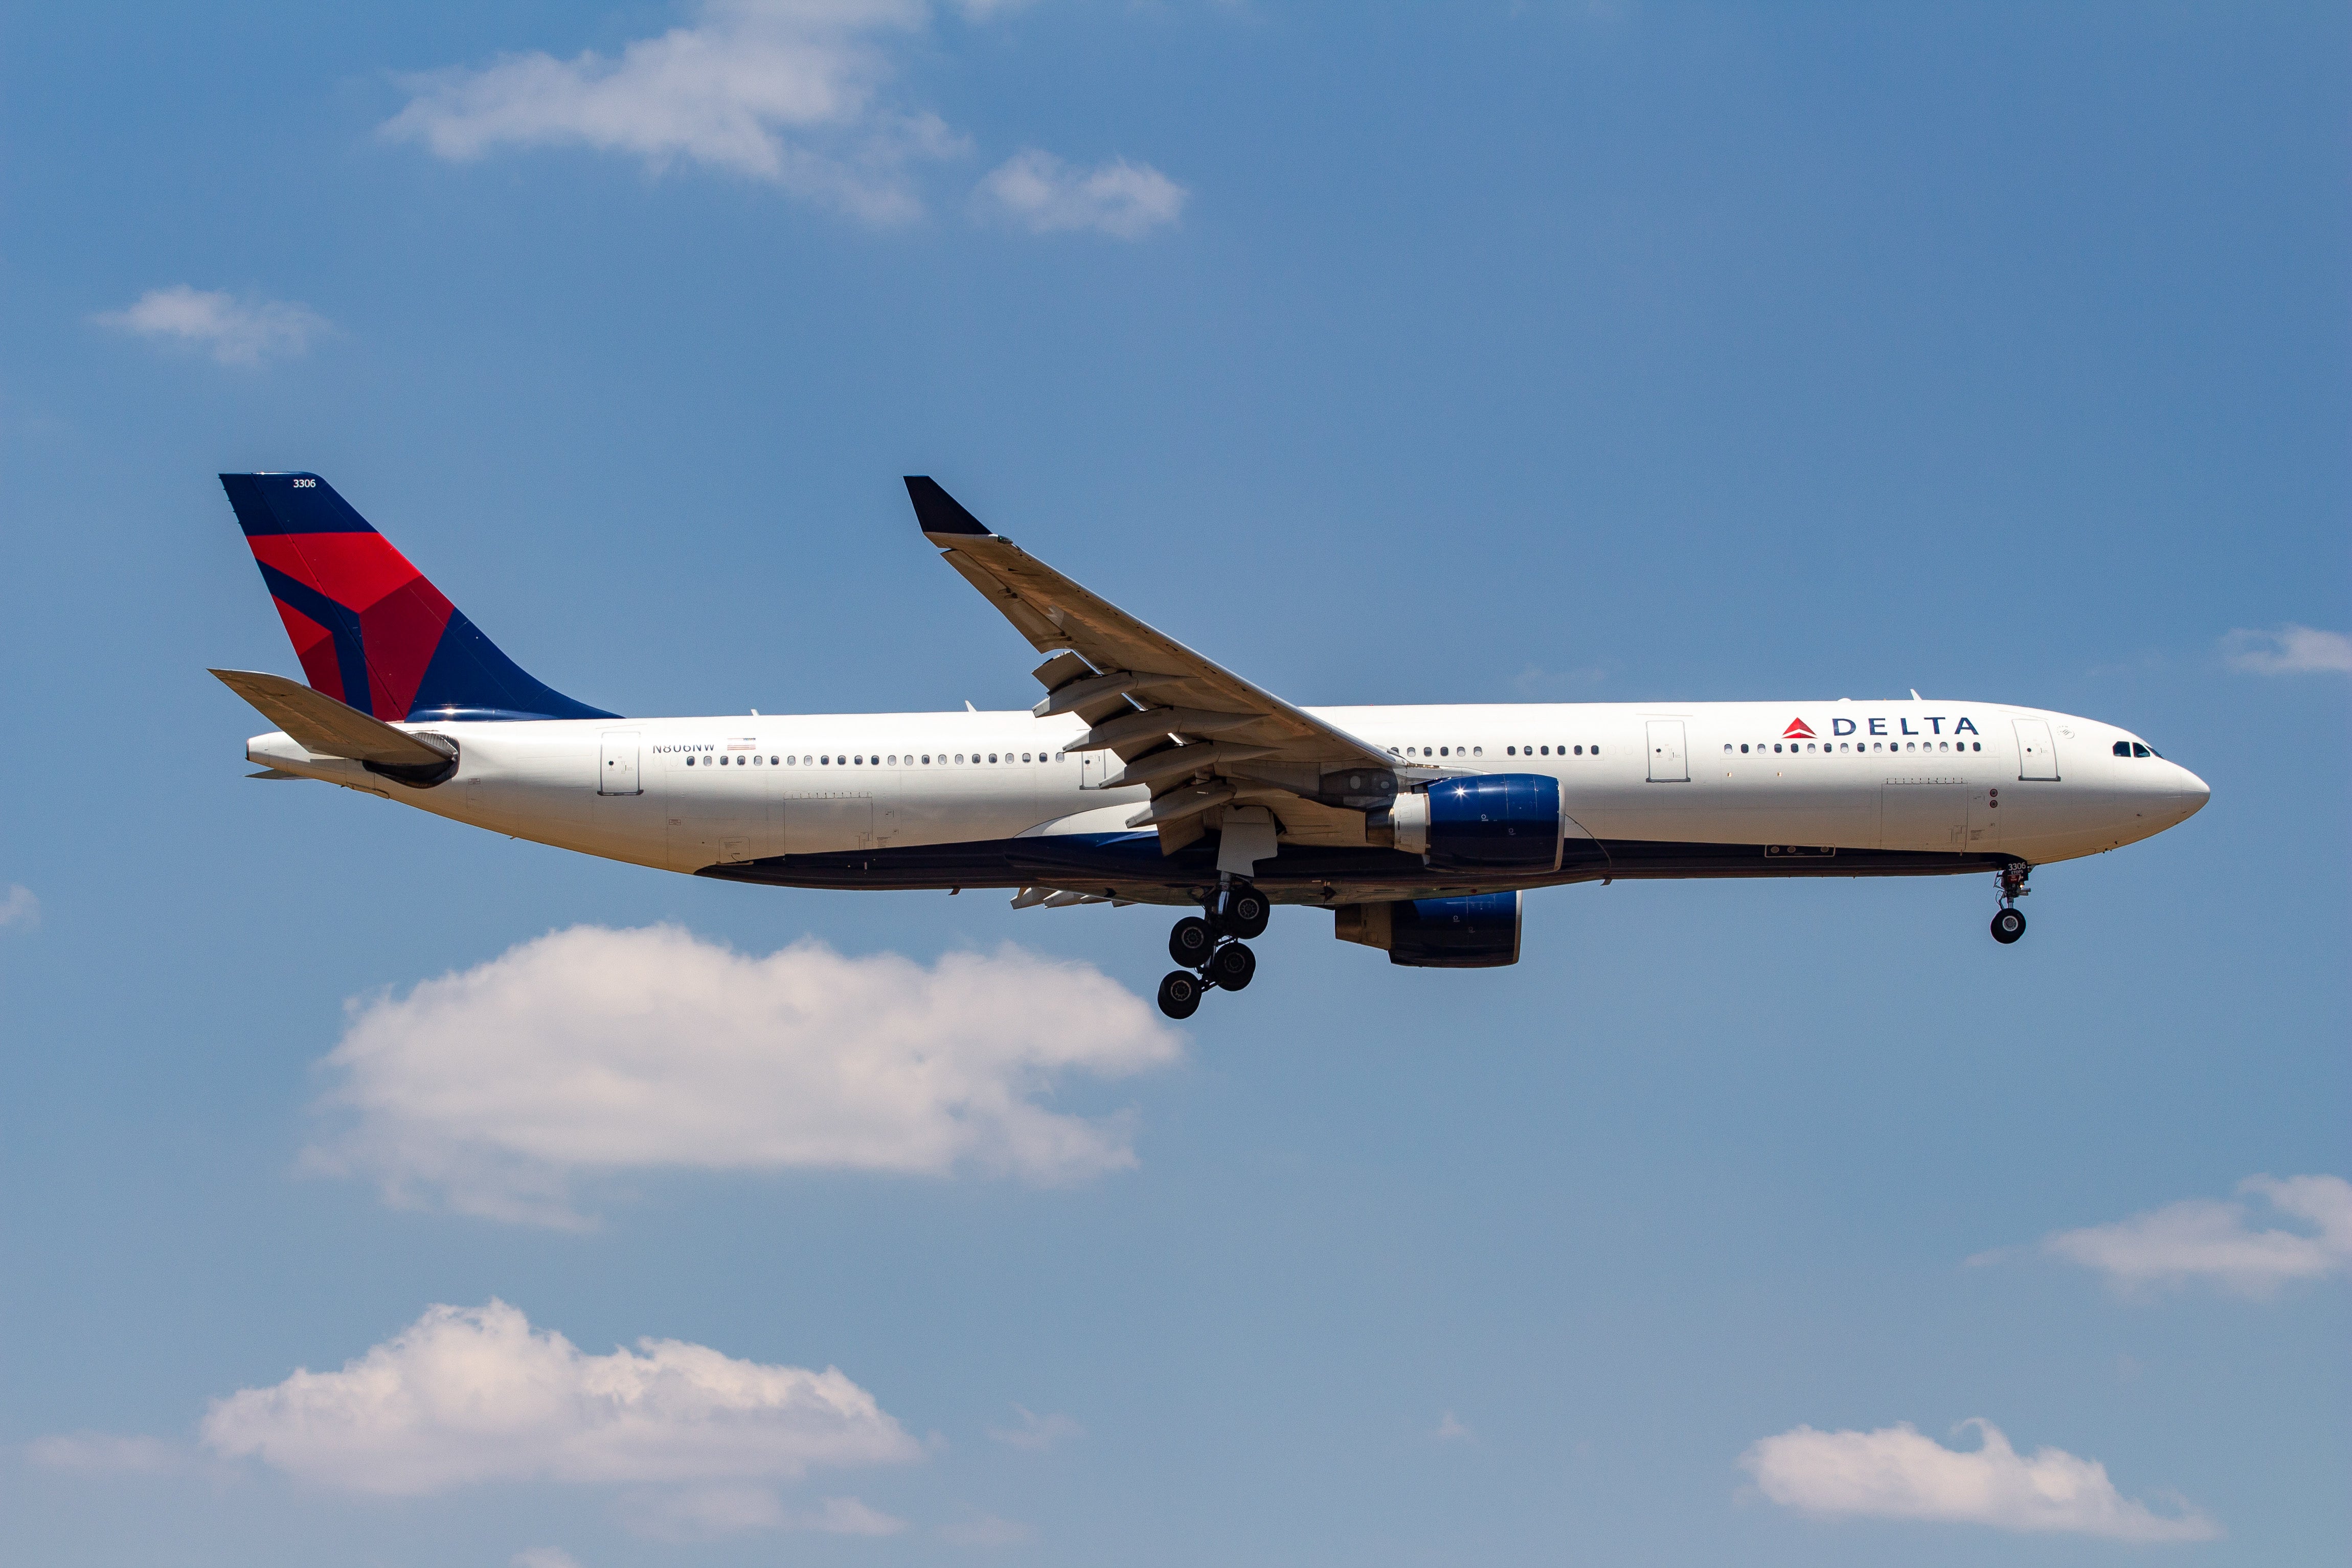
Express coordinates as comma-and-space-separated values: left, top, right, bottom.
939, 1513, 1034, 1546
200, 1299, 919, 1496
2038, 1174, 2352, 1298
26, 1433, 187, 1474
94, 286, 328, 366
512, 1551, 581, 1568
625, 1485, 906, 1537
1432, 1411, 1472, 1442
0, 884, 38, 930
306, 925, 1183, 1226
805, 1494, 908, 1534
985, 1404, 1083, 1452
384, 5, 1189, 232
1741, 1419, 2218, 1541
381, 0, 968, 222
976, 149, 1187, 239
2222, 624, 2352, 675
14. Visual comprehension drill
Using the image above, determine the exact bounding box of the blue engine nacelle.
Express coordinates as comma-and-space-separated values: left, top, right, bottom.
1332, 892, 1524, 968
1389, 774, 1563, 872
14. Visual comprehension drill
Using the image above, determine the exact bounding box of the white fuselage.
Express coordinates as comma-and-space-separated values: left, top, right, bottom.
245, 698, 2208, 902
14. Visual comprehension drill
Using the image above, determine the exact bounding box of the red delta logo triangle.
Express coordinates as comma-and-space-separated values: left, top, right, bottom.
1783, 718, 1816, 739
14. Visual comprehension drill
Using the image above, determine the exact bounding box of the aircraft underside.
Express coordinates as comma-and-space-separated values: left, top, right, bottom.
703, 830, 2017, 901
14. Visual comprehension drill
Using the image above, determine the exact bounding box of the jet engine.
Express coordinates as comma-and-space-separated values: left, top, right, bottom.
1332, 892, 1524, 968
1386, 775, 1563, 871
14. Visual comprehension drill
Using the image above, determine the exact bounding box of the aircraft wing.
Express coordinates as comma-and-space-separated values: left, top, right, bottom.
905, 478, 1400, 851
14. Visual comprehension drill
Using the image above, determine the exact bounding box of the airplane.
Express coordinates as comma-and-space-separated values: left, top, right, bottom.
212, 472, 2211, 1019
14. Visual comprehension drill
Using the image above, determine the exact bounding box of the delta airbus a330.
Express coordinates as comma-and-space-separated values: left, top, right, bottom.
213, 473, 2210, 1018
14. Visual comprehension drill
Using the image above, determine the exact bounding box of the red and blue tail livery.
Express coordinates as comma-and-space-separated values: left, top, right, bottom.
218, 473, 614, 723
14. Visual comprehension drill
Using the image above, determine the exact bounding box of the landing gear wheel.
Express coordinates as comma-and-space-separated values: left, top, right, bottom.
1208, 941, 1257, 991
1991, 908, 2027, 944
1169, 917, 1215, 967
1219, 884, 1271, 940
1157, 970, 1203, 1019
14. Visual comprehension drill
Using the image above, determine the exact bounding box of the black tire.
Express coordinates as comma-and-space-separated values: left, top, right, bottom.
1208, 941, 1257, 991
1991, 908, 2027, 944
1157, 969, 1203, 1019
1169, 917, 1216, 967
1220, 884, 1271, 940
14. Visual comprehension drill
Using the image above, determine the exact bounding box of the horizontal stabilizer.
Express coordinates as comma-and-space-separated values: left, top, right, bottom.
211, 668, 457, 767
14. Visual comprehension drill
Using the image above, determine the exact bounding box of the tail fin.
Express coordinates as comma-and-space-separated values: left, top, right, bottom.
217, 473, 617, 722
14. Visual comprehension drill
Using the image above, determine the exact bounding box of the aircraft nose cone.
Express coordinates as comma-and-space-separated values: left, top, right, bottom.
2172, 766, 2211, 819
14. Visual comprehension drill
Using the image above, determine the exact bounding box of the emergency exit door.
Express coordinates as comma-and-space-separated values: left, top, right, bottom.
1645, 720, 1688, 782
598, 730, 642, 796
2012, 718, 2059, 780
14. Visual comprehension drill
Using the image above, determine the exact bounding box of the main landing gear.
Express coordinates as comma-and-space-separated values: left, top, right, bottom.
1157, 881, 1269, 1019
1989, 861, 2031, 945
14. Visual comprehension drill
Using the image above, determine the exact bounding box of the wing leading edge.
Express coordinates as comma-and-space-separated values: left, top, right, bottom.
903, 478, 1401, 857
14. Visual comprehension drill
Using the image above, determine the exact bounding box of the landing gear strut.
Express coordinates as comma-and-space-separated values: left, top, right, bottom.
1989, 861, 2030, 945
1158, 882, 1266, 1017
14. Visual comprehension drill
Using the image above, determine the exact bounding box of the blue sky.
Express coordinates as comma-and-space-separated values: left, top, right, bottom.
1, 2, 2346, 1563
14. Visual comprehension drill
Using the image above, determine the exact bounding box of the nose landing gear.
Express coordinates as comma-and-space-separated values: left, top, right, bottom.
1989, 861, 2031, 944
1157, 882, 1265, 1018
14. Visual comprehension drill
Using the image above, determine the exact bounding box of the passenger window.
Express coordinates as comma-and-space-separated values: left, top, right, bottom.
1740, 744, 1748, 754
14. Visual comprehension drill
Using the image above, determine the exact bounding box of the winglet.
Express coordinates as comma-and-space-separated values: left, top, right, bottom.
904, 476, 993, 541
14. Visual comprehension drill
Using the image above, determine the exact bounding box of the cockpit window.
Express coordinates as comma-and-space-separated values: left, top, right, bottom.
2114, 739, 2164, 759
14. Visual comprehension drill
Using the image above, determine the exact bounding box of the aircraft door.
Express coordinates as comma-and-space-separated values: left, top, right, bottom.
1881, 781, 1966, 850
1645, 720, 1688, 782
599, 730, 642, 796
2013, 719, 2060, 780
786, 787, 873, 852
1079, 750, 1116, 790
